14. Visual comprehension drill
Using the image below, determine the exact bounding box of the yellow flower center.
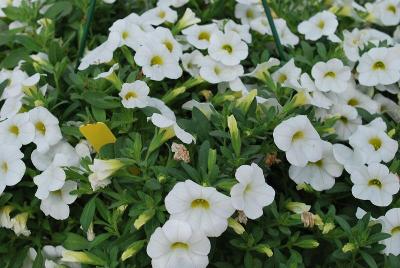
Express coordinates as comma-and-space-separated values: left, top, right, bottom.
391, 226, 400, 234
246, 9, 254, 19
53, 190, 62, 196
191, 199, 210, 209
122, 31, 129, 40
278, 74, 287, 84
317, 20, 325, 29
124, 91, 137, 100
340, 116, 348, 124
347, 98, 359, 106
9, 125, 19, 136
292, 131, 304, 142
150, 56, 163, 66
387, 4, 397, 14
324, 71, 336, 78
214, 66, 221, 75
311, 159, 324, 167
373, 61, 386, 70
368, 178, 382, 188
171, 242, 189, 250
198, 32, 210, 41
222, 44, 233, 54
158, 11, 166, 18
35, 121, 46, 135
244, 184, 252, 193
163, 41, 174, 52
368, 137, 382, 151
1, 162, 8, 173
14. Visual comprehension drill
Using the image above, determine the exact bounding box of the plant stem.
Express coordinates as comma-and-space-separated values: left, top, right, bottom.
75, 0, 97, 71
261, 0, 287, 61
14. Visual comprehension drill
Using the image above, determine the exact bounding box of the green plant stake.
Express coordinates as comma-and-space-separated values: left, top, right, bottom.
261, 0, 286, 61
75, 0, 97, 70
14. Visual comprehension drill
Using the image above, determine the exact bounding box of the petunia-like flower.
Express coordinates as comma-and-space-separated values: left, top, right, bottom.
297, 73, 332, 109
147, 219, 210, 268
0, 145, 25, 194
289, 141, 343, 191
150, 113, 195, 144
271, 59, 301, 88
40, 180, 78, 220
141, 4, 177, 26
182, 100, 214, 119
378, 208, 400, 255
230, 163, 275, 219
199, 56, 244, 84
349, 118, 398, 164
119, 80, 150, 109
311, 58, 351, 93
245, 58, 280, 81
208, 30, 248, 66
0, 113, 35, 148
329, 104, 362, 140
182, 23, 219, 50
147, 27, 182, 60
376, 0, 400, 26
181, 50, 204, 77
0, 205, 13, 229
175, 8, 201, 31
234, 3, 263, 25
273, 115, 323, 167
333, 85, 379, 114
108, 18, 146, 51
251, 18, 299, 47
33, 163, 66, 200
11, 212, 30, 237
356, 47, 400, 86
350, 163, 399, 207
298, 11, 339, 41
165, 180, 235, 237
134, 42, 182, 81
224, 20, 252, 43
29, 106, 63, 153
88, 159, 124, 191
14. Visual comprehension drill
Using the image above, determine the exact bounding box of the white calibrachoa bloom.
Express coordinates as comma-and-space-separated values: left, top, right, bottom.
289, 141, 343, 191
40, 181, 78, 220
349, 118, 398, 164
149, 27, 182, 60
182, 24, 219, 49
271, 59, 301, 88
350, 163, 399, 207
0, 113, 35, 148
33, 163, 66, 199
332, 144, 365, 174
379, 208, 400, 255
208, 31, 248, 66
181, 50, 204, 77
357, 47, 400, 86
273, 115, 323, 167
147, 219, 210, 268
0, 145, 25, 194
165, 180, 235, 237
298, 11, 339, 41
141, 4, 178, 26
134, 42, 182, 81
329, 104, 362, 140
298, 73, 332, 109
109, 18, 146, 51
224, 20, 252, 43
150, 113, 195, 144
199, 56, 244, 84
311, 58, 351, 93
88, 159, 124, 191
234, 3, 263, 25
29, 106, 63, 153
230, 163, 275, 219
376, 0, 400, 26
119, 80, 150, 109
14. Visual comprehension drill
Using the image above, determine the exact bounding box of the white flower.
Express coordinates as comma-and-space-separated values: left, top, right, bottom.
119, 80, 150, 109
330, 104, 362, 140
289, 141, 343, 191
333, 85, 379, 114
147, 219, 210, 268
298, 73, 332, 109
272, 58, 301, 88
374, 93, 400, 123
342, 28, 368, 62
273, 115, 323, 167
245, 58, 280, 81
208, 31, 248, 66
141, 5, 177, 26
332, 144, 366, 174
181, 50, 204, 77
349, 118, 398, 164
230, 163, 275, 219
251, 18, 299, 47
93, 63, 119, 80
298, 11, 339, 41
148, 27, 182, 60
11, 212, 30, 236
0, 112, 35, 148
158, 0, 189, 8
311, 58, 351, 93
182, 23, 219, 49
0, 96, 23, 121
150, 113, 195, 144
134, 42, 182, 81
34, 164, 66, 200
376, 0, 400, 26
165, 180, 235, 237
109, 18, 146, 51
0, 145, 25, 194
378, 208, 400, 255
224, 20, 252, 43
351, 163, 399, 206
175, 8, 201, 31
234, 3, 263, 25
182, 100, 214, 119
0, 206, 13, 229
88, 159, 124, 191
199, 56, 244, 84
40, 181, 78, 220
357, 47, 400, 86
29, 106, 63, 153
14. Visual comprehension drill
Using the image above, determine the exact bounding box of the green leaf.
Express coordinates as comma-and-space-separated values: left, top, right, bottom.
32, 250, 44, 268
360, 251, 378, 268
0, 48, 30, 68
335, 215, 352, 234
44, 1, 73, 19
82, 91, 121, 109
63, 233, 90, 250
80, 196, 97, 233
